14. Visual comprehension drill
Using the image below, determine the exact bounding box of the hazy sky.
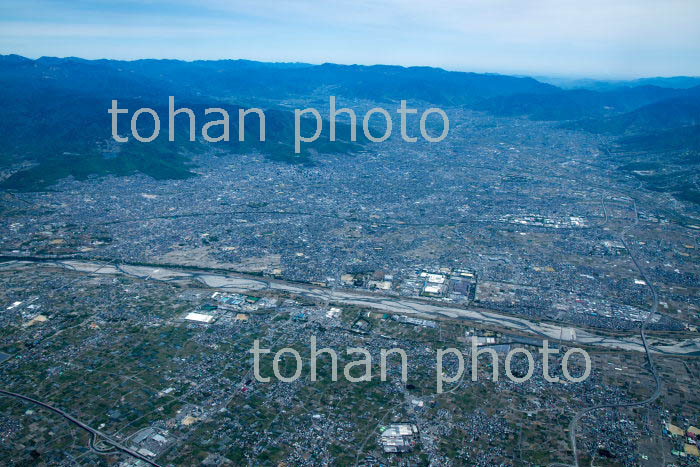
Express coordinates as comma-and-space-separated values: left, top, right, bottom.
1, 0, 699, 78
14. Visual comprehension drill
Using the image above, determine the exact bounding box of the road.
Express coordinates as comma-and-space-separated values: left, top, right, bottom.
551, 198, 663, 467
2, 256, 697, 356
0, 195, 691, 466
0, 389, 162, 466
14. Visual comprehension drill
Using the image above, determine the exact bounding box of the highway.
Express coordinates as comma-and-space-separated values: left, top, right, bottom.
551, 198, 663, 467
0, 196, 690, 466
0, 389, 162, 467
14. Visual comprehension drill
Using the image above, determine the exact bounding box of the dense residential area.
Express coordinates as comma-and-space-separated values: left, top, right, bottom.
1, 28, 699, 466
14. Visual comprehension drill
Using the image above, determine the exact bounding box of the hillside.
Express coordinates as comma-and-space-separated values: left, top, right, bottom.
471, 86, 697, 121
1, 54, 699, 201
0, 55, 369, 191
569, 96, 700, 134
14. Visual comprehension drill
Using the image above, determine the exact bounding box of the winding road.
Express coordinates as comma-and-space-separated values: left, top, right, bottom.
0, 202, 691, 467
551, 198, 663, 467
0, 389, 162, 467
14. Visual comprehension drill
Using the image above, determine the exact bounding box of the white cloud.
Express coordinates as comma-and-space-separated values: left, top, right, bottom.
1, 0, 698, 77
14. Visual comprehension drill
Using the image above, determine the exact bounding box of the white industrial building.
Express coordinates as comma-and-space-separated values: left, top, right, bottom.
184, 312, 214, 323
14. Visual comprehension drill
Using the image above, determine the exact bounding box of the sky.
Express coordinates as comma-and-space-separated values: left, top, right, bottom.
1, 0, 699, 79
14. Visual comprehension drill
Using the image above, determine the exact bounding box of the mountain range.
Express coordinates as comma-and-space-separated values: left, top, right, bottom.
0, 54, 698, 202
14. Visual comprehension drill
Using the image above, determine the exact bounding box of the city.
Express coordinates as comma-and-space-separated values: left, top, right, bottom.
1, 1, 700, 465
